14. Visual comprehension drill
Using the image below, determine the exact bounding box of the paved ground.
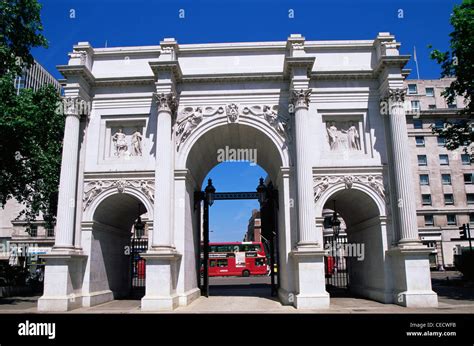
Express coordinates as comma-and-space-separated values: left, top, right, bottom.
1, 272, 473, 314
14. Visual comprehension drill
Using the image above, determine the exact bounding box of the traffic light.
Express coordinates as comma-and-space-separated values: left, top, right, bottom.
459, 224, 467, 239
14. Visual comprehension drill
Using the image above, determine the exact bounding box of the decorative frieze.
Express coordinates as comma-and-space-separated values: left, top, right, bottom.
313, 174, 386, 202
83, 179, 155, 210
174, 103, 292, 150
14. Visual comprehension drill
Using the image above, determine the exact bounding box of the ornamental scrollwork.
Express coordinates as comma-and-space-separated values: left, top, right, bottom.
83, 179, 155, 211
313, 174, 386, 203
174, 103, 292, 151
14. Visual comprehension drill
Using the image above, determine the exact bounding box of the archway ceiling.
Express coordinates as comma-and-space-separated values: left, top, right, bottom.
93, 193, 147, 231
186, 123, 283, 188
323, 189, 379, 227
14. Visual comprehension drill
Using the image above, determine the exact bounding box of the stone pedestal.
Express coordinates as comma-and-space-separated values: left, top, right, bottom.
140, 251, 181, 311
387, 246, 438, 308
37, 251, 86, 312
291, 248, 330, 309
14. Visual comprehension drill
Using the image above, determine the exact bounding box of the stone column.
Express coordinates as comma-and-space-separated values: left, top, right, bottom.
385, 89, 420, 245
383, 88, 438, 308
291, 89, 319, 246
289, 89, 329, 309
38, 97, 87, 312
151, 92, 176, 251
54, 97, 82, 250
141, 92, 181, 311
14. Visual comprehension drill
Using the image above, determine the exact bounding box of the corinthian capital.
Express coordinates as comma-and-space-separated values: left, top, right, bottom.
62, 97, 90, 118
290, 89, 311, 109
383, 88, 406, 103
154, 92, 177, 113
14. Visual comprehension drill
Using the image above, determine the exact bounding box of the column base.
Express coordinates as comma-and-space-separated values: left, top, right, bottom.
140, 249, 182, 311
387, 245, 438, 308
38, 251, 87, 312
141, 295, 180, 311
394, 291, 439, 308
178, 287, 201, 306
81, 290, 114, 308
294, 294, 330, 309
290, 246, 330, 309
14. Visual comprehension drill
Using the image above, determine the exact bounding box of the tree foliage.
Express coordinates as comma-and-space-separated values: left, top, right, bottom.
0, 0, 63, 230
0, 0, 48, 76
430, 0, 474, 160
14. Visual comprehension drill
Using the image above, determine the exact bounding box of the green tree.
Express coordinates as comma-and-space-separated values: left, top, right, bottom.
0, 0, 63, 231
430, 0, 474, 160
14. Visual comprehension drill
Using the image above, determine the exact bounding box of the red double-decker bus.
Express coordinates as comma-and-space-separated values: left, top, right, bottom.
201, 241, 269, 277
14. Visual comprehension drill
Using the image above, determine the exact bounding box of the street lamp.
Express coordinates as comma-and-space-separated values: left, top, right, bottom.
331, 201, 341, 238
134, 203, 145, 238
256, 177, 267, 205
205, 178, 216, 206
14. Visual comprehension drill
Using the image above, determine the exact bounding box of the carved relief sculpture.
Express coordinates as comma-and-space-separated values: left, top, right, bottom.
313, 174, 386, 202
131, 129, 143, 156
226, 103, 239, 123
176, 107, 203, 148
112, 128, 128, 157
83, 179, 155, 210
326, 121, 361, 152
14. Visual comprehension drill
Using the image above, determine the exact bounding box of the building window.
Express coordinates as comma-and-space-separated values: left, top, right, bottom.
439, 154, 449, 166
448, 103, 457, 109
408, 84, 418, 95
444, 194, 454, 205
461, 154, 471, 165
413, 119, 423, 129
46, 227, 55, 237
434, 120, 445, 129
467, 194, 474, 205
424, 215, 434, 226
447, 214, 457, 225
422, 194, 432, 206
464, 173, 474, 184
411, 100, 420, 112
28, 225, 38, 237
418, 155, 428, 166
425, 87, 434, 97
437, 137, 446, 146
470, 213, 474, 225
428, 104, 437, 109
415, 136, 425, 147
441, 174, 451, 185
419, 174, 430, 185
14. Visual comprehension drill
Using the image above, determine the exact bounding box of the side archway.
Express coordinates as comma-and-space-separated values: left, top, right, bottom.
81, 189, 151, 305
316, 182, 392, 303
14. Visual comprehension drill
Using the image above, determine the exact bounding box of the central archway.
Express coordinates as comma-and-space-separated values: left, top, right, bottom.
173, 119, 294, 306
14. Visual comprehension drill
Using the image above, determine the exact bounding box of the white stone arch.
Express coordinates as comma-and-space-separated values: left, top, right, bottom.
176, 114, 290, 178
83, 185, 154, 223
315, 181, 386, 219
315, 180, 392, 303
171, 111, 294, 305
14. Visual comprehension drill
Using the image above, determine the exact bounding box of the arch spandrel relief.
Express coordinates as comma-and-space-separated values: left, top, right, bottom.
174, 103, 292, 151
313, 174, 388, 205
82, 179, 155, 211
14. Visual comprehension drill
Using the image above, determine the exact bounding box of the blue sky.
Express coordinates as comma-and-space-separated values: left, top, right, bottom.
32, 0, 460, 241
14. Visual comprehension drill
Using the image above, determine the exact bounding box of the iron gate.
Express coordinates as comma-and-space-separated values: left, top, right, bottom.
324, 235, 349, 288
130, 237, 148, 290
